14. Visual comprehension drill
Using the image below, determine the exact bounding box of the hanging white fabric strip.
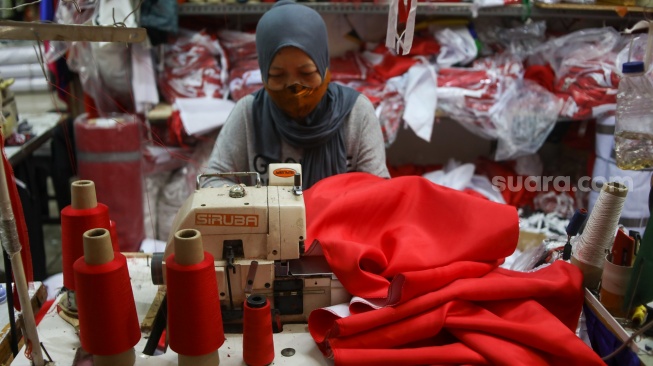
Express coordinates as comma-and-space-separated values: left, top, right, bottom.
385, 0, 418, 55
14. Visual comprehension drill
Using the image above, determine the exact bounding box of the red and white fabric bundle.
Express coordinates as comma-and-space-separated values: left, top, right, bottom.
217, 30, 261, 102
159, 30, 229, 103
339, 37, 441, 145
554, 56, 620, 120
535, 27, 623, 120
437, 55, 524, 140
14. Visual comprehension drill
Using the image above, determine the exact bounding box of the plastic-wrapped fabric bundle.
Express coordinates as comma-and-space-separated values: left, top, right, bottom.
74, 114, 145, 252
217, 30, 262, 101
554, 57, 620, 120
159, 30, 228, 103
533, 27, 623, 120
437, 55, 524, 140
492, 79, 563, 161
227, 59, 262, 102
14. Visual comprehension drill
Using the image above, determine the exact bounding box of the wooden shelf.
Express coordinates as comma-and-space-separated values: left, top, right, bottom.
534, 0, 648, 17
179, 2, 526, 17
179, 1, 649, 18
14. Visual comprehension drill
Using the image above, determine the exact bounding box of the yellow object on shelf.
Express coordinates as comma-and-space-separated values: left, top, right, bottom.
602, 0, 636, 7
0, 77, 18, 139
631, 305, 648, 327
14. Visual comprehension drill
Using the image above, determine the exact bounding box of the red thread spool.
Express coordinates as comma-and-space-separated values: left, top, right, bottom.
243, 295, 275, 366
109, 219, 119, 249
74, 113, 145, 252
73, 228, 140, 366
166, 229, 224, 366
61, 180, 116, 292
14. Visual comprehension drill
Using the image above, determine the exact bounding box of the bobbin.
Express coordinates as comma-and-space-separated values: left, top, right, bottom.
243, 294, 275, 366
80, 228, 136, 366
61, 180, 113, 315
71, 180, 97, 210
67, 180, 97, 313
172, 229, 221, 366
572, 181, 628, 290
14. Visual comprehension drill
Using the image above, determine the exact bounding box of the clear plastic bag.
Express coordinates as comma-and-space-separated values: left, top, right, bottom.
437, 55, 524, 140
492, 79, 563, 161
534, 27, 621, 79
45, 0, 97, 66
477, 21, 547, 60
433, 26, 477, 67
68, 41, 134, 114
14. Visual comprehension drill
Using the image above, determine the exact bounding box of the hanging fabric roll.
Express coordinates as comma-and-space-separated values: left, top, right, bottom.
572, 181, 628, 290
243, 294, 275, 366
166, 229, 224, 366
74, 114, 145, 252
73, 228, 140, 366
60, 180, 115, 313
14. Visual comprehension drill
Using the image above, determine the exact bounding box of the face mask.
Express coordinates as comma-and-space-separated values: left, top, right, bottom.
265, 70, 331, 121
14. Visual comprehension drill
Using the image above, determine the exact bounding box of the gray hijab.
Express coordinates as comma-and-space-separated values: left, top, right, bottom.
252, 0, 360, 189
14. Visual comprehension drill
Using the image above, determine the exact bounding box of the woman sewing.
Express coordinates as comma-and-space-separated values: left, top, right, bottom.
204, 0, 389, 189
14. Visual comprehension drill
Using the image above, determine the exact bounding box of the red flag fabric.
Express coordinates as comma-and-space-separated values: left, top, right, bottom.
0, 136, 34, 311
304, 173, 604, 365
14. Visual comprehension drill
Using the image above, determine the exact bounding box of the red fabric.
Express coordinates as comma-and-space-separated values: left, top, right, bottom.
330, 52, 366, 82
398, 0, 411, 23
0, 137, 33, 311
553, 57, 619, 120
35, 299, 55, 326
365, 37, 441, 82
304, 173, 603, 365
158, 329, 167, 350
387, 164, 442, 178
524, 64, 556, 93
75, 116, 144, 252
474, 157, 539, 209
83, 93, 99, 119
409, 37, 441, 56
159, 30, 226, 104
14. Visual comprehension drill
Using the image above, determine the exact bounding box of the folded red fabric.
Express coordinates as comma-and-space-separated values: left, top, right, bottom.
304, 173, 603, 365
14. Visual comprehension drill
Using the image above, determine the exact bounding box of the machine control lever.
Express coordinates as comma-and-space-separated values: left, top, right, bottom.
226, 245, 236, 274
244, 261, 259, 295
293, 173, 302, 196
225, 245, 236, 310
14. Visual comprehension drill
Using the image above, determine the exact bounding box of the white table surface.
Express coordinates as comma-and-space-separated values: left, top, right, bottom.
4, 113, 62, 165
11, 255, 332, 366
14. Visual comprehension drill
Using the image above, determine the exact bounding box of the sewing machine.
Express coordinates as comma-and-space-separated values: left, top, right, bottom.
152, 164, 348, 326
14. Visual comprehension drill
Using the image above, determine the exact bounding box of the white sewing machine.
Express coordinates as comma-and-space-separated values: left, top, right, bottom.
152, 164, 348, 326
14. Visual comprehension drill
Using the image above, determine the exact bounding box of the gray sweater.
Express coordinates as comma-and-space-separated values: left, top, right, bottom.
203, 93, 390, 187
